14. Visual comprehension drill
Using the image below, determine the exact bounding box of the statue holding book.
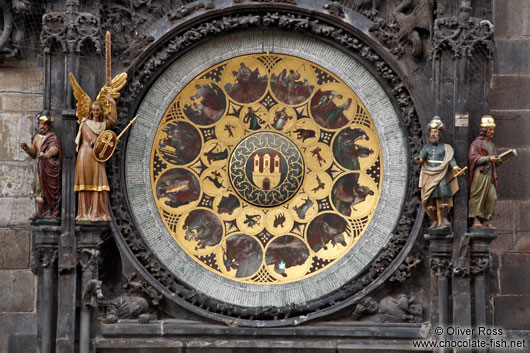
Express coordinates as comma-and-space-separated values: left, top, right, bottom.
468, 115, 516, 229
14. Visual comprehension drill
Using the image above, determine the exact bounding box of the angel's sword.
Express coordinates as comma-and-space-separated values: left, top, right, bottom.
105, 31, 111, 87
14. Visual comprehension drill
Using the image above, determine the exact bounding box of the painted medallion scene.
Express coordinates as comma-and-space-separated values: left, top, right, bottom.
151, 54, 382, 284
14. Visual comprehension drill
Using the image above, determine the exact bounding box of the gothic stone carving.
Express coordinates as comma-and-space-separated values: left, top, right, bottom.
108, 10, 423, 324
431, 16, 494, 60
351, 294, 423, 323
429, 257, 451, 278
323, 1, 345, 18
31, 246, 58, 276
168, 1, 214, 22
390, 255, 421, 283
41, 10, 101, 53
101, 273, 162, 324
370, 0, 433, 58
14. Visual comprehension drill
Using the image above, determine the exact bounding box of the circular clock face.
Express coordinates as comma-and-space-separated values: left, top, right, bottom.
149, 53, 383, 284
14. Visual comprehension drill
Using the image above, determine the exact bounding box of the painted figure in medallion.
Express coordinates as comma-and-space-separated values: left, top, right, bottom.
224, 62, 267, 103
271, 68, 314, 105
222, 234, 262, 278
183, 83, 226, 125
21, 112, 62, 220
333, 127, 374, 170
414, 117, 461, 229
70, 72, 127, 222
468, 115, 501, 229
311, 89, 353, 128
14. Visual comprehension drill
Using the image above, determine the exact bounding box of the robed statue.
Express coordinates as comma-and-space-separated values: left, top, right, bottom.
415, 117, 462, 229
21, 112, 62, 220
468, 115, 501, 229
70, 72, 127, 222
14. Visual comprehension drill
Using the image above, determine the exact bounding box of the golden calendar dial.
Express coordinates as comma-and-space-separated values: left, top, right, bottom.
150, 53, 382, 284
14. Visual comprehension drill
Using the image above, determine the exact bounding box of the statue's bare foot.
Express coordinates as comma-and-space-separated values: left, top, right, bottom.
428, 221, 439, 229
472, 218, 482, 227
482, 220, 496, 230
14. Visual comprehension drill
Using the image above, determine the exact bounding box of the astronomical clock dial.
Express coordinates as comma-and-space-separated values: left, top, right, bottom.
150, 54, 382, 284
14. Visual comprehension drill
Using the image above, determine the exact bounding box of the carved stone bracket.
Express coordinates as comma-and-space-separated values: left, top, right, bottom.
429, 257, 452, 278
108, 9, 423, 324
431, 16, 494, 60
32, 247, 59, 276
469, 230, 496, 277
79, 248, 99, 273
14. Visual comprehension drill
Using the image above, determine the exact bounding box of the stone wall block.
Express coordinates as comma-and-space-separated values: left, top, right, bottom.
496, 148, 530, 201
0, 313, 36, 353
0, 113, 34, 161
491, 200, 515, 253
1, 94, 43, 113
492, 111, 530, 149
515, 201, 530, 252
493, 0, 525, 37
0, 228, 29, 269
493, 295, 530, 330
0, 197, 33, 226
0, 270, 35, 312
0, 164, 34, 197
500, 253, 530, 295
0, 68, 43, 94
495, 39, 530, 75
491, 75, 530, 110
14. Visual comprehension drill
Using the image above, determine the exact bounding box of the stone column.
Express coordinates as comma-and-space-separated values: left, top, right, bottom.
77, 225, 105, 353
32, 225, 60, 353
469, 228, 496, 353
425, 230, 453, 353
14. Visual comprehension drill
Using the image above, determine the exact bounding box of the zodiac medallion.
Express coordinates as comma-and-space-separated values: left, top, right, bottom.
150, 53, 383, 284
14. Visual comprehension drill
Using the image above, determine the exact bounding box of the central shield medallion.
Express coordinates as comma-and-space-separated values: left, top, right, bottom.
229, 132, 304, 207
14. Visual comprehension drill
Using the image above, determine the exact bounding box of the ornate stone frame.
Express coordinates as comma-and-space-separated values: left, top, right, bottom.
107, 8, 423, 327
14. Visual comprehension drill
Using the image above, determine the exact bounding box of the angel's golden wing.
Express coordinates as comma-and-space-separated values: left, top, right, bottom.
96, 73, 128, 117
69, 72, 92, 124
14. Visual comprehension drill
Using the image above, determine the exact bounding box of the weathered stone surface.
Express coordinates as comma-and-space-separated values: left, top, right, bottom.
8, 335, 37, 353
491, 75, 530, 110
495, 39, 530, 75
0, 228, 30, 269
0, 313, 37, 353
0, 94, 43, 113
496, 148, 530, 201
500, 253, 530, 295
0, 67, 43, 94
493, 111, 530, 149
0, 113, 33, 161
490, 200, 515, 253
0, 270, 35, 312
493, 295, 530, 330
0, 197, 33, 226
0, 164, 34, 197
515, 201, 530, 251
493, 0, 527, 37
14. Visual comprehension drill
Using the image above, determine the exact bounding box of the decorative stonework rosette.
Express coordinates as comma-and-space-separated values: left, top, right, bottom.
149, 53, 383, 284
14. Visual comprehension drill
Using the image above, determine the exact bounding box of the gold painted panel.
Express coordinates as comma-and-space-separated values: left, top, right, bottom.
150, 53, 383, 284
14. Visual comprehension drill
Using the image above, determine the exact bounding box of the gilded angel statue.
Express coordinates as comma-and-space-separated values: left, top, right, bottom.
69, 71, 127, 222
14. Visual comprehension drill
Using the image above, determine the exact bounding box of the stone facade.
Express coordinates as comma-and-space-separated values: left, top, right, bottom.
0, 0, 529, 351
490, 0, 530, 332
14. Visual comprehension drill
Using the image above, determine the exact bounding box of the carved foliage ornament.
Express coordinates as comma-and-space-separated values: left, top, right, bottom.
431, 16, 494, 60
108, 10, 422, 323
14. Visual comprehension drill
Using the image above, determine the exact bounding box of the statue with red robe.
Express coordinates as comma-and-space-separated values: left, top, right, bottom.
21, 112, 62, 220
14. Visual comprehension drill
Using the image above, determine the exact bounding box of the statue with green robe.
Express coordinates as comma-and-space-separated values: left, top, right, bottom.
415, 117, 461, 229
468, 115, 501, 229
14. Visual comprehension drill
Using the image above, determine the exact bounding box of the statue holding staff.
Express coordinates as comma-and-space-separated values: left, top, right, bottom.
414, 117, 462, 229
